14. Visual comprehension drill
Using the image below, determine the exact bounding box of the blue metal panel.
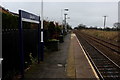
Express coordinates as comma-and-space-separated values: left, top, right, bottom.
19, 10, 24, 78
20, 10, 39, 21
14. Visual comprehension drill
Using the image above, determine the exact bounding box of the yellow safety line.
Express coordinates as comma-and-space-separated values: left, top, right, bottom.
75, 34, 100, 80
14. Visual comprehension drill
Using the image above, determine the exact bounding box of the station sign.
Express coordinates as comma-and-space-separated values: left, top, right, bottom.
20, 10, 39, 24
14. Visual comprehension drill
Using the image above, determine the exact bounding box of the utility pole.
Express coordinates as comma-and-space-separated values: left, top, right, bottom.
64, 13, 67, 33
103, 16, 107, 29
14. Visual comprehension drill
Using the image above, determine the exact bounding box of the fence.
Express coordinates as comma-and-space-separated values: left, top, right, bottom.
2, 29, 38, 79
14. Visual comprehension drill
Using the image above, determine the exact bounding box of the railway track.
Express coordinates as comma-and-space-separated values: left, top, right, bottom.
76, 30, 120, 66
77, 30, 120, 54
74, 30, 120, 79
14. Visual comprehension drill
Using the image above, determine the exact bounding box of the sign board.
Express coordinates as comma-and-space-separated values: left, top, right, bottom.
19, 10, 41, 78
20, 10, 39, 23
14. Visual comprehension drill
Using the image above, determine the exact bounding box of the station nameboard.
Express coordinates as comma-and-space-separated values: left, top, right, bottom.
19, 10, 39, 23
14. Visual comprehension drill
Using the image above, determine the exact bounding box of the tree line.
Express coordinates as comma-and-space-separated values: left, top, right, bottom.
74, 23, 120, 31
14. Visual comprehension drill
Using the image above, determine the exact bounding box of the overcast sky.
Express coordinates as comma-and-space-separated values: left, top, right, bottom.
1, 1, 118, 28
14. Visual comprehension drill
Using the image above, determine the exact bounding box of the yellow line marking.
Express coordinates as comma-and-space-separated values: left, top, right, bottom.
74, 34, 99, 80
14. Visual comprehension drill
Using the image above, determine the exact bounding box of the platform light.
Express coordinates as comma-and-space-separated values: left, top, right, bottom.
64, 8, 69, 11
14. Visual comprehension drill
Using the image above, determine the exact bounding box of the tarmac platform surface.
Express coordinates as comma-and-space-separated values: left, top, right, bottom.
24, 33, 98, 79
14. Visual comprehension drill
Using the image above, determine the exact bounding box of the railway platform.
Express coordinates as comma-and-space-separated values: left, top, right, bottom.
24, 32, 98, 79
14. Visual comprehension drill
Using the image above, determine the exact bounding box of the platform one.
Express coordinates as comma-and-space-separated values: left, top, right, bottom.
24, 33, 99, 79
67, 33, 98, 79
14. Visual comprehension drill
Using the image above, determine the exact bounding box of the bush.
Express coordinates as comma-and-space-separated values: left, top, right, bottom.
2, 12, 18, 29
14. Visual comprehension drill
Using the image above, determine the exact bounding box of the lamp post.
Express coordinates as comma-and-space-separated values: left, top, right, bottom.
61, 8, 68, 35
103, 16, 107, 29
63, 8, 69, 34
64, 13, 67, 33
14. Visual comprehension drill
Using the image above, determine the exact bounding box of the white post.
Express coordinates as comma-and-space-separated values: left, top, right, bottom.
41, 0, 43, 40
40, 0, 44, 61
